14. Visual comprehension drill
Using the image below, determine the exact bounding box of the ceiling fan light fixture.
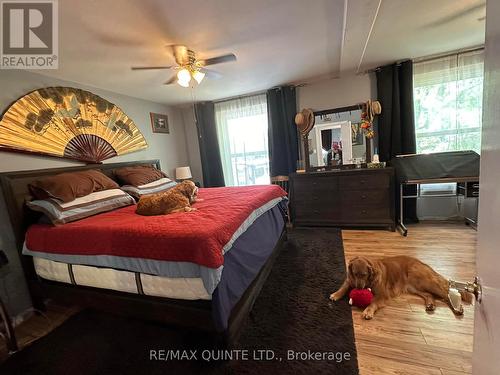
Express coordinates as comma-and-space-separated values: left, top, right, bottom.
193, 70, 205, 84
177, 68, 191, 82
177, 79, 190, 88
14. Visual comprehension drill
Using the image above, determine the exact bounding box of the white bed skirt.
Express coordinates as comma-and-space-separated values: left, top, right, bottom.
33, 257, 211, 301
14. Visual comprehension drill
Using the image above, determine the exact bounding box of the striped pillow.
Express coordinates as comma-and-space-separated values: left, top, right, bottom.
120, 177, 177, 198
27, 189, 135, 225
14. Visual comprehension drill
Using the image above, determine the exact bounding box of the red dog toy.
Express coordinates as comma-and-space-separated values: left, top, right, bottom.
348, 288, 373, 309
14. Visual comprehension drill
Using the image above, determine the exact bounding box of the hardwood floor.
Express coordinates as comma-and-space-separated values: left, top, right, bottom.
1, 222, 476, 375
342, 222, 476, 375
0, 303, 80, 361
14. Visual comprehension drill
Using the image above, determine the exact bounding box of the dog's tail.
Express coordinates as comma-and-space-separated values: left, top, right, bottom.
459, 290, 473, 304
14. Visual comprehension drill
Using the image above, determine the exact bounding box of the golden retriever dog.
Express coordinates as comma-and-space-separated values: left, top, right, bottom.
329, 255, 472, 320
136, 180, 200, 216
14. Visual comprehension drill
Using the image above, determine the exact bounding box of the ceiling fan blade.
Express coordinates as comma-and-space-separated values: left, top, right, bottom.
172, 44, 189, 65
199, 53, 237, 66
131, 66, 172, 70
200, 68, 223, 80
164, 75, 177, 85
424, 3, 485, 28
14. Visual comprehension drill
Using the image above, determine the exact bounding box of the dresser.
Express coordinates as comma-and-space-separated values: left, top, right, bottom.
290, 168, 395, 230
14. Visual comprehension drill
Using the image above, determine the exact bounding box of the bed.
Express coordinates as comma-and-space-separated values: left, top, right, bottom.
0, 160, 287, 345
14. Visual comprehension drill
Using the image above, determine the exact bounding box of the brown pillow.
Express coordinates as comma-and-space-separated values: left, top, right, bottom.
114, 165, 166, 187
29, 170, 119, 203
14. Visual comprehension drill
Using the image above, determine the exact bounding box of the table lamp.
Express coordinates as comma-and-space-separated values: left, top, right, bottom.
175, 166, 192, 181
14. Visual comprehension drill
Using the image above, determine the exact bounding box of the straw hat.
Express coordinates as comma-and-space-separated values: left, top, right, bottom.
295, 108, 315, 135
366, 100, 382, 122
372, 100, 382, 115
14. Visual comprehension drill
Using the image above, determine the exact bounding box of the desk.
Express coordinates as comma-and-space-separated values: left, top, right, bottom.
392, 151, 480, 236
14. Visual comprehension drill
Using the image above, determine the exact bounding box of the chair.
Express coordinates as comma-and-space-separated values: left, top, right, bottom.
271, 175, 291, 225
270, 175, 289, 194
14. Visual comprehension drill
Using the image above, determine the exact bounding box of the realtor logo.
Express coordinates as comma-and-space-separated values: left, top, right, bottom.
1, 0, 58, 69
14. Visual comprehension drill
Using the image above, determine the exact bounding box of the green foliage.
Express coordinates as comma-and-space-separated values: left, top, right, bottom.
414, 77, 483, 154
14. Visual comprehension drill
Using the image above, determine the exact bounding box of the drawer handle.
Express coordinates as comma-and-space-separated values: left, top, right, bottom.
472, 184, 479, 189
472, 192, 479, 197
361, 194, 367, 199
361, 210, 367, 214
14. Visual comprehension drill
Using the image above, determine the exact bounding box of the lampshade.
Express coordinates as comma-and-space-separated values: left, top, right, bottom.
177, 79, 190, 88
177, 68, 191, 87
175, 166, 192, 180
193, 70, 205, 84
177, 68, 191, 82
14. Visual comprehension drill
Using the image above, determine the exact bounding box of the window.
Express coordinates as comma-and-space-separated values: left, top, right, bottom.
413, 50, 484, 154
215, 94, 270, 186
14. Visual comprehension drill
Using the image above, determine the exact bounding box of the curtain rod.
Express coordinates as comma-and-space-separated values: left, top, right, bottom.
213, 90, 267, 105
413, 45, 484, 63
213, 84, 300, 105
360, 45, 485, 75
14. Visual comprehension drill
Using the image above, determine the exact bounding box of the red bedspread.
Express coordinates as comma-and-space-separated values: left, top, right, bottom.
26, 185, 286, 269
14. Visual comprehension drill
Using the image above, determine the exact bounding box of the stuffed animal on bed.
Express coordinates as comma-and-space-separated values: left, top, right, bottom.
136, 180, 200, 216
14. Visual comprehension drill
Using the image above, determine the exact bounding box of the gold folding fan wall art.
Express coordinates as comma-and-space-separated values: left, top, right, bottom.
0, 87, 148, 163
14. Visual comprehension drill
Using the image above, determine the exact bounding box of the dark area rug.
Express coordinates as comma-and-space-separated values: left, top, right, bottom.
1, 228, 358, 375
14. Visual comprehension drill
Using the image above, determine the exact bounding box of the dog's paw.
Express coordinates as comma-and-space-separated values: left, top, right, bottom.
362, 309, 374, 320
425, 303, 435, 312
329, 292, 341, 301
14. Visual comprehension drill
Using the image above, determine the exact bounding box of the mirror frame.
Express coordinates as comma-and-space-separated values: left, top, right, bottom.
308, 121, 353, 169
302, 105, 371, 172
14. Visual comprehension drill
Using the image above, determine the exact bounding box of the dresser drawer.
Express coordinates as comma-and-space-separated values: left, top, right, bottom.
293, 176, 338, 194
339, 190, 390, 208
338, 205, 391, 223
290, 169, 395, 229
293, 196, 341, 222
339, 173, 390, 190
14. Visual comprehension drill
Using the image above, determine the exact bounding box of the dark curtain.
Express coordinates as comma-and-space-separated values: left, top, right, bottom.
267, 86, 299, 177
194, 102, 225, 187
376, 60, 418, 222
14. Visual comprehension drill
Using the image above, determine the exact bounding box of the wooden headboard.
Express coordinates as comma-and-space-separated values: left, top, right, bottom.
0, 159, 161, 251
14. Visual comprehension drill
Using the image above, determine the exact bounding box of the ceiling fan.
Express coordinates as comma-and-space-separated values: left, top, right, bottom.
131, 45, 236, 87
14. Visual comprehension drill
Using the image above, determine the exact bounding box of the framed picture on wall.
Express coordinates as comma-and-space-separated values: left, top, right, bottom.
351, 122, 363, 145
150, 113, 170, 134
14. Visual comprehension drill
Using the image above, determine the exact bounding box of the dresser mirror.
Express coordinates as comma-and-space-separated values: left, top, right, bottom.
308, 121, 352, 167
305, 109, 368, 169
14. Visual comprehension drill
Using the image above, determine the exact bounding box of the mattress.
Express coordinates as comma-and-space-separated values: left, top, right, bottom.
24, 185, 286, 269
24, 185, 287, 295
33, 257, 211, 300
24, 186, 287, 331
30, 201, 286, 331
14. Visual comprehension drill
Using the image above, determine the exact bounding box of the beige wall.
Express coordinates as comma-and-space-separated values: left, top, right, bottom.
0, 70, 190, 316
0, 70, 189, 176
296, 73, 378, 160
181, 106, 204, 185
297, 73, 377, 111
179, 72, 378, 186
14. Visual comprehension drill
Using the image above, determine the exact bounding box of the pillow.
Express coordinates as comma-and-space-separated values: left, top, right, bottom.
26, 189, 135, 225
121, 177, 177, 198
29, 170, 118, 203
114, 165, 167, 187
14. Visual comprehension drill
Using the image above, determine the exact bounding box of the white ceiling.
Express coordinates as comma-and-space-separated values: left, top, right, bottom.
34, 0, 486, 105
